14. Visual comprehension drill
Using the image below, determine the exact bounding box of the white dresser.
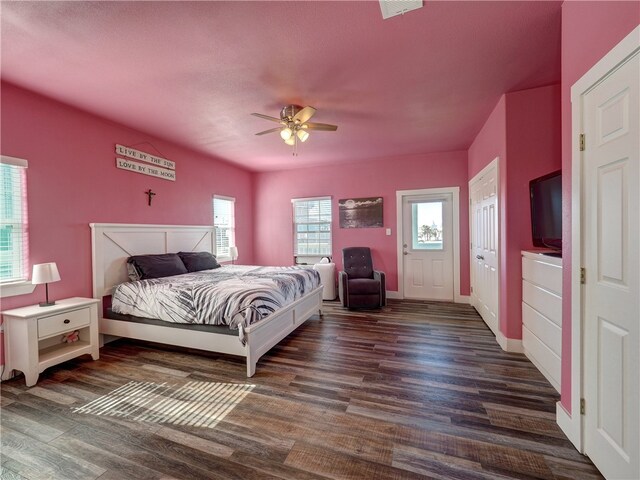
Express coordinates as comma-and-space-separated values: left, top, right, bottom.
521, 251, 562, 393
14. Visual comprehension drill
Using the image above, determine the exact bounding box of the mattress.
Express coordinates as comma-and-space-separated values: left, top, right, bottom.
111, 264, 321, 332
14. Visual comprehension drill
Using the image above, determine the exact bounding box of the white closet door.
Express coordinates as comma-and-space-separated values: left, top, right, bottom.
470, 160, 499, 336
583, 50, 639, 480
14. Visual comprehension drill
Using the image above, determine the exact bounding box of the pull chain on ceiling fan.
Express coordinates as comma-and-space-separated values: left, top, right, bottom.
252, 104, 338, 155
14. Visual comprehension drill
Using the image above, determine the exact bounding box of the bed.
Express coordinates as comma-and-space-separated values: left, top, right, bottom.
91, 223, 324, 376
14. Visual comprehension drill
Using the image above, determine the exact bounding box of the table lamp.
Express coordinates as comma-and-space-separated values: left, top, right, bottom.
32, 262, 61, 307
230, 246, 238, 265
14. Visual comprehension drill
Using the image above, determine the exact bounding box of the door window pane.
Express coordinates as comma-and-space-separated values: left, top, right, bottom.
412, 201, 443, 250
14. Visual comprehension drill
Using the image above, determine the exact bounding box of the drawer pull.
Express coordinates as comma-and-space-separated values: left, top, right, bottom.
63, 319, 71, 324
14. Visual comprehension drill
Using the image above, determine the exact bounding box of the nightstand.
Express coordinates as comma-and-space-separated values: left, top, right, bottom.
1, 297, 100, 386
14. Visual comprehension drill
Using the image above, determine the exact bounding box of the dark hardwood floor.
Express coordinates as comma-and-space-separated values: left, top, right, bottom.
0, 300, 602, 480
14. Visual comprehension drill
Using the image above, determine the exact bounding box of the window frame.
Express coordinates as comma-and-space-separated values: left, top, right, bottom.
292, 196, 332, 264
213, 195, 236, 262
1, 155, 35, 298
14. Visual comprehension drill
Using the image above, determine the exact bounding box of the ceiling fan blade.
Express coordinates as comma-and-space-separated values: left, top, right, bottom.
251, 113, 283, 123
293, 106, 316, 124
255, 127, 282, 136
303, 122, 338, 131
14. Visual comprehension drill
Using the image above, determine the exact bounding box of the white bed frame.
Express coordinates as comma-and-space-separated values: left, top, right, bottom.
90, 223, 323, 377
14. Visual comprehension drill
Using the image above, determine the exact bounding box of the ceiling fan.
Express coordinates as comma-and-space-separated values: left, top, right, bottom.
251, 104, 338, 150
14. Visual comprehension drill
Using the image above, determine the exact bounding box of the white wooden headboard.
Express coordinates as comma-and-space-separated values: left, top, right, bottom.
90, 223, 216, 301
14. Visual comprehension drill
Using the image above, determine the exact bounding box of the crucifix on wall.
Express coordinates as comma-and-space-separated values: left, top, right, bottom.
145, 189, 156, 206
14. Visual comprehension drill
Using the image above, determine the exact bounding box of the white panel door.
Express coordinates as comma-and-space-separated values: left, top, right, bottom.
583, 51, 639, 480
402, 194, 453, 300
470, 161, 499, 336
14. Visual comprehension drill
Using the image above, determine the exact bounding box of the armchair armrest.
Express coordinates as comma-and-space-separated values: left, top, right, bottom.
373, 270, 386, 306
338, 270, 350, 307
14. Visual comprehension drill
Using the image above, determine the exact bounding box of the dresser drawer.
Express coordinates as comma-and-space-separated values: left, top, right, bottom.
522, 302, 561, 356
522, 280, 562, 326
523, 325, 561, 393
522, 256, 562, 295
38, 307, 90, 339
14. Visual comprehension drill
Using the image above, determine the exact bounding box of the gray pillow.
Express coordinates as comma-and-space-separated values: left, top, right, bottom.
178, 251, 220, 272
127, 253, 188, 280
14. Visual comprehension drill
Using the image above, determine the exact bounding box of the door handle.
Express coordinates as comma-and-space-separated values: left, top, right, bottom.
403, 251, 409, 255
476, 255, 484, 260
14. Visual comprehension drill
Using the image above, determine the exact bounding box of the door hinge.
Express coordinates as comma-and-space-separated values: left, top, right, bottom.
580, 398, 586, 415
580, 267, 586, 284
579, 133, 586, 151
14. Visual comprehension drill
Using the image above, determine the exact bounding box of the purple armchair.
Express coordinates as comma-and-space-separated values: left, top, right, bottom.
339, 247, 386, 309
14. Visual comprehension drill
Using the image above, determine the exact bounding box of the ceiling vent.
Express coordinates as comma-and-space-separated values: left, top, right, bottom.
379, 0, 423, 20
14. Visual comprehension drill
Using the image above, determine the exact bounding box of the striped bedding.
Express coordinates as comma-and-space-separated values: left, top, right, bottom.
111, 265, 321, 334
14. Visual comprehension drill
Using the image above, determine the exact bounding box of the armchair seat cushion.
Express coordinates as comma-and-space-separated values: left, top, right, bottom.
348, 278, 381, 295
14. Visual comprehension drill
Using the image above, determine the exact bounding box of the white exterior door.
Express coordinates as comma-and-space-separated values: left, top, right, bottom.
583, 50, 639, 480
401, 193, 454, 300
469, 160, 499, 336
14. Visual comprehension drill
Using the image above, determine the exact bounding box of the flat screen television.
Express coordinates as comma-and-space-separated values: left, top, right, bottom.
530, 170, 562, 252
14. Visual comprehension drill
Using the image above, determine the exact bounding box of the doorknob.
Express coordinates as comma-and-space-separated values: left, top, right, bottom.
403, 251, 409, 255
476, 255, 484, 260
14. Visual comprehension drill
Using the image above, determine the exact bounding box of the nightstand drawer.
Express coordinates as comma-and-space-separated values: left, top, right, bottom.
38, 307, 90, 339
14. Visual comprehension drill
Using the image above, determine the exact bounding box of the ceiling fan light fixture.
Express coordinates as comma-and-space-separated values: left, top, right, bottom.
253, 105, 337, 153
296, 129, 309, 142
280, 127, 293, 141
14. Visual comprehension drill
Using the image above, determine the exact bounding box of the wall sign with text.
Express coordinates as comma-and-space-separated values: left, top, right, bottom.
115, 144, 176, 181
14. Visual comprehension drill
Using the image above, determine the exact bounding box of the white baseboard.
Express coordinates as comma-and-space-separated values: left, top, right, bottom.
557, 401, 582, 452
455, 294, 471, 304
496, 331, 524, 353
387, 292, 471, 303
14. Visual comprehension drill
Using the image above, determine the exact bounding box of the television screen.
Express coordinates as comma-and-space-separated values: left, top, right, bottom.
530, 170, 562, 250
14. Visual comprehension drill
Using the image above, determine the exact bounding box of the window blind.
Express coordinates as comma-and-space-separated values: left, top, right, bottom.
292, 197, 332, 256
0, 157, 28, 283
213, 196, 235, 258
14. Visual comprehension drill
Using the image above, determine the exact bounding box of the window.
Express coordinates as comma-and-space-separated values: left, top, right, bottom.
213, 196, 235, 259
411, 201, 444, 250
292, 196, 332, 261
0, 156, 29, 284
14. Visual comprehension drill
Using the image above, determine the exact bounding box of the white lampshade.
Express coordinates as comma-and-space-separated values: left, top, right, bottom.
284, 136, 296, 146
32, 263, 61, 285
280, 127, 292, 141
296, 129, 309, 142
229, 246, 239, 260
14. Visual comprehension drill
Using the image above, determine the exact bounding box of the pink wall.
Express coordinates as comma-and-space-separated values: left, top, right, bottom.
253, 151, 470, 296
0, 82, 254, 362
504, 85, 562, 338
559, 3, 639, 412
468, 85, 561, 340
467, 96, 510, 337
468, 97, 507, 180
